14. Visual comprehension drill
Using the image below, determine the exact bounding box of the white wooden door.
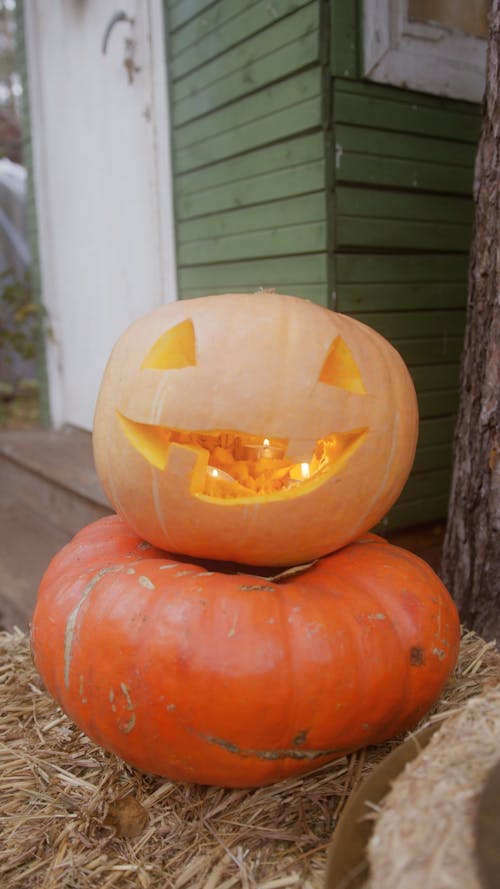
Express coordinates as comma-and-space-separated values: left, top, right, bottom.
25, 0, 177, 430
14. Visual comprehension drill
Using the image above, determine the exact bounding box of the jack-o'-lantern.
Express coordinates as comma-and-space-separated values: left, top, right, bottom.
93, 292, 418, 566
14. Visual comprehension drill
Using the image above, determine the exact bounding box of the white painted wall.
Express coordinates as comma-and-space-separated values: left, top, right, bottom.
24, 0, 178, 430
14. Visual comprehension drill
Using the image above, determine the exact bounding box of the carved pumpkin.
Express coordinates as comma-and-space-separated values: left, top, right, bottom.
31, 515, 460, 788
93, 292, 418, 566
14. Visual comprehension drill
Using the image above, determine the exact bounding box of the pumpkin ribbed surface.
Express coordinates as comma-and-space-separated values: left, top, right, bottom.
31, 515, 460, 788
93, 292, 418, 565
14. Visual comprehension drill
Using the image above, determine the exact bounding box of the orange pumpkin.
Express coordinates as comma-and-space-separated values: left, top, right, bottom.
31, 515, 460, 788
93, 292, 418, 565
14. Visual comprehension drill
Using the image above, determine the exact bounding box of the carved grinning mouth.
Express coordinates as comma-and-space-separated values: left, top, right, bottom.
115, 318, 370, 501
117, 412, 368, 500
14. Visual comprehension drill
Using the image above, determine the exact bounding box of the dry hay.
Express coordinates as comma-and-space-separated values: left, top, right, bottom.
0, 628, 499, 889
366, 684, 500, 889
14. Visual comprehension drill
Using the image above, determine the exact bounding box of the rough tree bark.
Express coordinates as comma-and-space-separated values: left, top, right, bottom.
441, 0, 500, 641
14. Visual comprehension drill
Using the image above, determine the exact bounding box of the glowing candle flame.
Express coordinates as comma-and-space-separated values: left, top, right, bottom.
207, 466, 236, 483
241, 438, 285, 459
301, 462, 310, 479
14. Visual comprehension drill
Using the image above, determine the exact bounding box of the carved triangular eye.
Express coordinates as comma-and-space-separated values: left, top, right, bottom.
141, 319, 196, 370
319, 336, 366, 394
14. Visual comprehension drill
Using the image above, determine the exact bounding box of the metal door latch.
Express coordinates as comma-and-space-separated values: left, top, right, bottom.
102, 10, 141, 83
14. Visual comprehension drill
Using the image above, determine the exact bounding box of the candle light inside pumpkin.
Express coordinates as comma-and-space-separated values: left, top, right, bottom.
242, 437, 285, 460
207, 467, 235, 483
204, 465, 238, 497
287, 461, 312, 486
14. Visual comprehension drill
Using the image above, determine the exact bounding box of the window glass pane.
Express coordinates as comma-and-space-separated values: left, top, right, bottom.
408, 0, 489, 39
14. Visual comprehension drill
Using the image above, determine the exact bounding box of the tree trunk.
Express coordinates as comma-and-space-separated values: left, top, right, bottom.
441, 0, 500, 641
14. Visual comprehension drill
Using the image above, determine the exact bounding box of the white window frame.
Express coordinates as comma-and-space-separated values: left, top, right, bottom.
363, 0, 487, 103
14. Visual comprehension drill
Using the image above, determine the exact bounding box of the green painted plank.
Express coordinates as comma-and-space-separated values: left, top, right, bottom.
336, 187, 473, 224
170, 0, 311, 79
412, 442, 453, 473
336, 253, 469, 284
418, 416, 455, 446
330, 0, 358, 78
334, 83, 481, 142
382, 494, 449, 529
173, 33, 319, 126
178, 194, 325, 242
336, 281, 466, 312
411, 364, 460, 392
178, 254, 329, 287
175, 68, 321, 150
167, 0, 219, 33
173, 3, 319, 107
351, 311, 465, 340
337, 76, 481, 116
336, 216, 472, 251
336, 185, 473, 253
399, 468, 451, 503
170, 0, 261, 56
178, 158, 325, 219
335, 125, 477, 168
175, 94, 322, 173
176, 132, 324, 196
179, 220, 326, 264
418, 388, 460, 418
180, 283, 328, 301
394, 338, 463, 367
335, 152, 473, 195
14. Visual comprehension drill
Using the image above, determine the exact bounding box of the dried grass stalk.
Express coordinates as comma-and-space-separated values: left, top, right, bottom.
1, 628, 499, 889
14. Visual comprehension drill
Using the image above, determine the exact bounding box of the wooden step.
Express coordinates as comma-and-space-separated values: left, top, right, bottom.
0, 426, 111, 631
0, 425, 110, 531
0, 500, 70, 630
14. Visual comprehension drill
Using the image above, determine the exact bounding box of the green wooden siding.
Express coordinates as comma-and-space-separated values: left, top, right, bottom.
164, 0, 481, 532
15, 1, 50, 426
165, 0, 329, 304
332, 73, 480, 530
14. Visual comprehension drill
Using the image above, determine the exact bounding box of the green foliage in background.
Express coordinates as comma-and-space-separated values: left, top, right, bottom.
0, 266, 43, 364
